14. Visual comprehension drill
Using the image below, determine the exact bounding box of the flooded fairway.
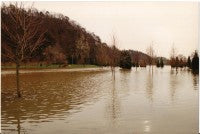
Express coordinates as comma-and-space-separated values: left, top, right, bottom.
1, 66, 199, 134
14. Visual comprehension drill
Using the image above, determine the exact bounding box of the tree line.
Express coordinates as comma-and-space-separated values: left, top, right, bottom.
2, 3, 198, 71
169, 45, 199, 73
1, 3, 151, 68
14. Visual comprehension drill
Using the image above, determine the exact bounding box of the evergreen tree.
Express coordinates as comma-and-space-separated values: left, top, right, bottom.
175, 57, 179, 68
191, 51, 199, 72
156, 59, 160, 67
160, 57, 164, 67
187, 56, 191, 68
119, 50, 132, 69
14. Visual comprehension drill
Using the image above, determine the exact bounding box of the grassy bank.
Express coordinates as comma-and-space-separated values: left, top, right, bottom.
1, 64, 99, 69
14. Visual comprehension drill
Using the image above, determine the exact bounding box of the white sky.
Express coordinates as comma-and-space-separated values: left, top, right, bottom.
19, 2, 199, 58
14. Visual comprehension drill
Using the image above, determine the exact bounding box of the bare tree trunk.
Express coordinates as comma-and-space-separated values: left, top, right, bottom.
113, 67, 115, 80
16, 61, 21, 98
72, 55, 74, 64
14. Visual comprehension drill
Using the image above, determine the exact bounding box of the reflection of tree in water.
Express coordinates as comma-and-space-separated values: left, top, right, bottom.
146, 71, 154, 102
17, 116, 21, 134
169, 69, 178, 101
16, 110, 28, 134
2, 107, 28, 134
119, 69, 131, 93
192, 73, 199, 90
106, 71, 121, 126
2, 71, 105, 134
111, 78, 117, 120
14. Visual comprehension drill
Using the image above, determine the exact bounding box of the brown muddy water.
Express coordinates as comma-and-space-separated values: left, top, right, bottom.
1, 66, 199, 134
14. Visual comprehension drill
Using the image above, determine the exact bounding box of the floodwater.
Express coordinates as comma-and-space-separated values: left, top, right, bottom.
1, 66, 199, 134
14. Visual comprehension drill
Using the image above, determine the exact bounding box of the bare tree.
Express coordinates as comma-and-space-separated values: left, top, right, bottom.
1, 3, 46, 97
96, 43, 110, 66
170, 43, 177, 68
177, 54, 186, 68
110, 35, 118, 76
134, 51, 140, 70
146, 42, 155, 71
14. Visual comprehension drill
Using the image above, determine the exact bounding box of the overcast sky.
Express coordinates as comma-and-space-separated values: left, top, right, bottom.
21, 1, 199, 58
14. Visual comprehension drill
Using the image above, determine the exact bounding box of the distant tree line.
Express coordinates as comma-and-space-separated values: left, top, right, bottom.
1, 3, 153, 70
2, 4, 198, 71
170, 45, 199, 73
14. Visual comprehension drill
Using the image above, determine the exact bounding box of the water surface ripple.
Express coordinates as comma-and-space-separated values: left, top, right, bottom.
1, 66, 198, 134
